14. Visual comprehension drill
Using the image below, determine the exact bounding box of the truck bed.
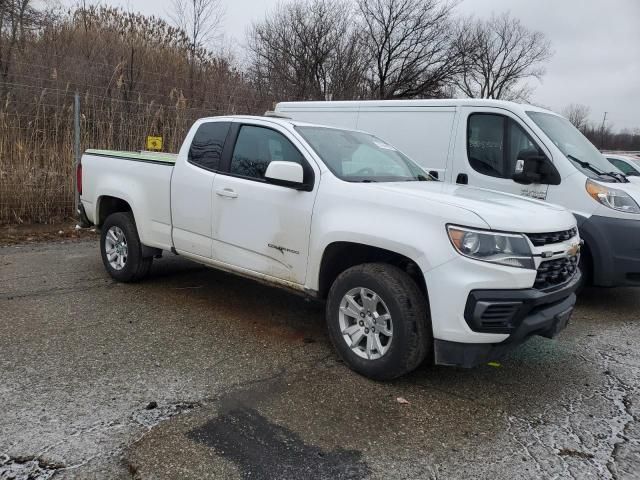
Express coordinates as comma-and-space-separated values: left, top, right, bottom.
81, 149, 175, 250
86, 149, 178, 165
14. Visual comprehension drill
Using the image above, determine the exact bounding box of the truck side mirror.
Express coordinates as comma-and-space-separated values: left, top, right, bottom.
265, 161, 306, 189
512, 152, 561, 186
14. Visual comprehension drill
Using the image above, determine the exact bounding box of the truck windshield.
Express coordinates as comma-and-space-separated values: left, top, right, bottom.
296, 126, 431, 182
527, 111, 624, 181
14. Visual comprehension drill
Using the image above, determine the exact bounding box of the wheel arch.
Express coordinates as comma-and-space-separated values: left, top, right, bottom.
317, 241, 428, 300
96, 195, 134, 227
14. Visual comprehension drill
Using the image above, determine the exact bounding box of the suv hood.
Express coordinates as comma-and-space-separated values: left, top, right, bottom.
371, 182, 576, 232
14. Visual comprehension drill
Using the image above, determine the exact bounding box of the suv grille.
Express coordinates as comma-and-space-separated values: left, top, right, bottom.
535, 256, 579, 290
526, 228, 578, 247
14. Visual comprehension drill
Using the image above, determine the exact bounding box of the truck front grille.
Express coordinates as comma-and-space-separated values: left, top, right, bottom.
526, 228, 578, 247
535, 256, 579, 290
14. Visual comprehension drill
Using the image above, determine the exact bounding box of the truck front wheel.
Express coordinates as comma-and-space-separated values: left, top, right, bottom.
326, 263, 431, 380
100, 212, 152, 283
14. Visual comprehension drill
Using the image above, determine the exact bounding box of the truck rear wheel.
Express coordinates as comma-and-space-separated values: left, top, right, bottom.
100, 212, 152, 283
326, 263, 431, 380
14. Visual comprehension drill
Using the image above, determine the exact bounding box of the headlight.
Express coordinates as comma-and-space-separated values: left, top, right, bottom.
447, 225, 535, 269
586, 179, 640, 214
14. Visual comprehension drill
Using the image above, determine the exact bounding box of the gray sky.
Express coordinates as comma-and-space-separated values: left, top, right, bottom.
79, 0, 640, 131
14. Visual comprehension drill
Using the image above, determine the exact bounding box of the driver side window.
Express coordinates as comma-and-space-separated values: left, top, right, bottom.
467, 114, 543, 179
230, 125, 305, 180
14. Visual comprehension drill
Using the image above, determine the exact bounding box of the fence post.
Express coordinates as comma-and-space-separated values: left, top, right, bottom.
74, 92, 81, 215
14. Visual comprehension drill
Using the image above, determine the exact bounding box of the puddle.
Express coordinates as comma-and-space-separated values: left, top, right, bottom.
188, 407, 369, 480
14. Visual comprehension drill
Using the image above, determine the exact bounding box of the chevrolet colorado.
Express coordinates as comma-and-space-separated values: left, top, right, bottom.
78, 115, 581, 380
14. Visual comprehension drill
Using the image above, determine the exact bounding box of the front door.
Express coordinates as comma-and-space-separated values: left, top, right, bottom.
211, 123, 318, 285
452, 107, 551, 201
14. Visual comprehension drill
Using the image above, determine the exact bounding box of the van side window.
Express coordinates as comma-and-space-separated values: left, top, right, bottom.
230, 125, 306, 181
467, 114, 543, 179
188, 122, 231, 171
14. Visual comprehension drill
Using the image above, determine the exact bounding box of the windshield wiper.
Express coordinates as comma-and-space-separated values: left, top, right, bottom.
605, 171, 629, 183
566, 154, 625, 182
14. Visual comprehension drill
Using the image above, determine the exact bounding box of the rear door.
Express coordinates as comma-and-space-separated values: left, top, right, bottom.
171, 121, 231, 258
452, 106, 553, 200
211, 121, 319, 285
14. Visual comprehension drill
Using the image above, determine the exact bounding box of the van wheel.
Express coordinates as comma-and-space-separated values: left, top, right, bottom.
326, 263, 431, 380
100, 212, 152, 283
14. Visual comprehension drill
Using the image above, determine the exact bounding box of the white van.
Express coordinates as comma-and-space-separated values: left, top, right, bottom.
276, 99, 640, 288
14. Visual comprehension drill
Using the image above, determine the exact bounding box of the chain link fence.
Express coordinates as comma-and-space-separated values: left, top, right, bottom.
0, 85, 266, 225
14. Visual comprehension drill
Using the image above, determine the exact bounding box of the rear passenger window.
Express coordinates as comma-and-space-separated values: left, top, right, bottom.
230, 125, 305, 180
188, 122, 231, 171
467, 114, 543, 179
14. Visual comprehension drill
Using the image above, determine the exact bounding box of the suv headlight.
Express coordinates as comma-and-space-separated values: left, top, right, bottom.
586, 179, 640, 214
447, 225, 535, 269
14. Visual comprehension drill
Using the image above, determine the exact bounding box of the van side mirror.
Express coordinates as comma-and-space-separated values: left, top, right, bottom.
512, 152, 561, 186
265, 161, 307, 189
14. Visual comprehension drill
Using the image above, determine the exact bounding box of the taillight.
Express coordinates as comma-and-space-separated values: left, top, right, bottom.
76, 163, 83, 196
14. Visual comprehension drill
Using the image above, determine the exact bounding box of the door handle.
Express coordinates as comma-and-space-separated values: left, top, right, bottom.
216, 188, 238, 199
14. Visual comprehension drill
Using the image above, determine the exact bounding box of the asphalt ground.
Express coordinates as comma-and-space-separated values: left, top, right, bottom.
1, 238, 638, 479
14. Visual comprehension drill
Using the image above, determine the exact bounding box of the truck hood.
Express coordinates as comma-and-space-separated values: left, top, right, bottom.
371, 182, 576, 232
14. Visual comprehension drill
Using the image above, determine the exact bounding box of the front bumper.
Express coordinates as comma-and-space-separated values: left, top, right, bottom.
433, 271, 580, 368
577, 214, 640, 287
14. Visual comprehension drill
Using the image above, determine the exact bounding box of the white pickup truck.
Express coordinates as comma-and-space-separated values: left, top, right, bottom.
78, 115, 582, 380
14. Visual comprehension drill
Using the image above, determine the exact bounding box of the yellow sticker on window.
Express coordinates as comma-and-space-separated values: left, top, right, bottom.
146, 136, 163, 151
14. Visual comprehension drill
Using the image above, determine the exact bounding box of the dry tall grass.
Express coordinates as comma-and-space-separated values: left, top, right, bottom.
0, 89, 262, 224
0, 5, 267, 225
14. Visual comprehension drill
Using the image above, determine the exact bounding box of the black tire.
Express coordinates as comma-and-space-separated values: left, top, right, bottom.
326, 263, 431, 381
100, 212, 152, 283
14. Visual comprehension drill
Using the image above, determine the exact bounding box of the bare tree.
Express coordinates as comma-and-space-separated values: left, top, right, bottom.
356, 0, 463, 99
170, 0, 225, 48
169, 0, 225, 94
457, 12, 552, 101
0, 0, 40, 93
247, 0, 366, 101
562, 103, 591, 132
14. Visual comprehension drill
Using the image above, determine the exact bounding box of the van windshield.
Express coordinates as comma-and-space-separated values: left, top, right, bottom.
527, 111, 625, 181
296, 126, 431, 183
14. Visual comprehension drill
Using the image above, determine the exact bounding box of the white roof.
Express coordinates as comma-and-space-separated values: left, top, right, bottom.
276, 98, 557, 115
196, 114, 342, 130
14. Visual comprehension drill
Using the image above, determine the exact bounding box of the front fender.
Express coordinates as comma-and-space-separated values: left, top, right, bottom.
306, 195, 488, 292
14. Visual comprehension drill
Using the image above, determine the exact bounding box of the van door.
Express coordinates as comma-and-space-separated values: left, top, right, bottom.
452, 107, 553, 201
356, 107, 456, 175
